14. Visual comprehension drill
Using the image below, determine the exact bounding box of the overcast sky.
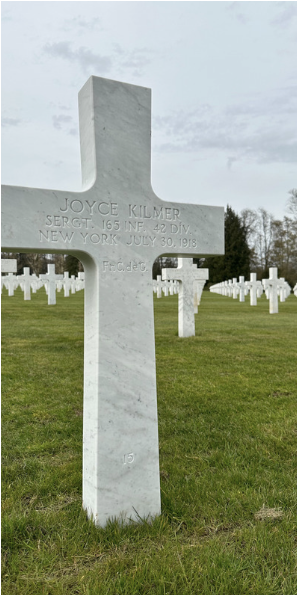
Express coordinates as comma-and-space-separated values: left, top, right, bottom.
2, 1, 297, 220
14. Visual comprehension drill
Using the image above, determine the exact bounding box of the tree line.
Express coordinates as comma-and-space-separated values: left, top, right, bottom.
3, 190, 297, 287
203, 190, 297, 287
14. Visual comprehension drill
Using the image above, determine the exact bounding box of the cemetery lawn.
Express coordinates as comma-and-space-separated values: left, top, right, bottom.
2, 288, 297, 595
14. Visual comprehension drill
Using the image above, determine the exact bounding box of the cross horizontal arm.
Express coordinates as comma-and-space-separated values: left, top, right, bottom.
2, 77, 224, 264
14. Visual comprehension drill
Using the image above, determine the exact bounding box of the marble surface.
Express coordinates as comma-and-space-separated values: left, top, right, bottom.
1, 76, 224, 527
264, 267, 279, 314
245, 273, 262, 306
237, 276, 246, 302
40, 264, 63, 305
3, 273, 18, 296
162, 259, 209, 337
1, 259, 17, 273
17, 267, 32, 300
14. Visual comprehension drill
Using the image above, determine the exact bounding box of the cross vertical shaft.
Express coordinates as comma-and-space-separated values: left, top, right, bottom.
2, 76, 224, 526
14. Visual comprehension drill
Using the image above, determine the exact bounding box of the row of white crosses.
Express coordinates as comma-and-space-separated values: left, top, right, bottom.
210, 268, 294, 313
153, 277, 179, 297
1, 262, 85, 304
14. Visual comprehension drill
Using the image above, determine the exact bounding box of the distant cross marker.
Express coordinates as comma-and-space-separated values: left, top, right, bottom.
264, 267, 280, 313
3, 272, 18, 296
245, 273, 262, 306
62, 272, 72, 297
2, 76, 224, 526
40, 264, 63, 305
237, 276, 246, 302
156, 275, 163, 298
193, 270, 209, 313
17, 267, 32, 301
162, 258, 208, 337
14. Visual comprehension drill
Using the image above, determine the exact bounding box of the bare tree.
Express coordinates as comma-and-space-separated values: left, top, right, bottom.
240, 207, 275, 275
286, 189, 297, 219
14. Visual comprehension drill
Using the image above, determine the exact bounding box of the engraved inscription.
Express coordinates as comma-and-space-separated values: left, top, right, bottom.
59, 198, 119, 216
38, 199, 197, 249
79, 232, 118, 245
123, 453, 134, 465
129, 205, 180, 220
126, 235, 156, 246
46, 215, 92, 229
103, 260, 147, 273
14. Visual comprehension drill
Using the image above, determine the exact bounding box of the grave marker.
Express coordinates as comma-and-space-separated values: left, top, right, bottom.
3, 273, 18, 296
17, 267, 32, 300
62, 272, 72, 297
263, 267, 279, 313
156, 275, 163, 298
40, 264, 63, 305
231, 278, 238, 299
2, 76, 224, 526
162, 258, 209, 337
245, 273, 262, 306
193, 269, 209, 313
237, 276, 246, 302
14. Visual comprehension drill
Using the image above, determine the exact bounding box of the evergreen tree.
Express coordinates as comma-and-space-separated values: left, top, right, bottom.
204, 205, 250, 283
65, 254, 80, 277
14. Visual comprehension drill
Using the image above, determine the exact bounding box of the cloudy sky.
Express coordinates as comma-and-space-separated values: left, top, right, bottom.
2, 1, 297, 220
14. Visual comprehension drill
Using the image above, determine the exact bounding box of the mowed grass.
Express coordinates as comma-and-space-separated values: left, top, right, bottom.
2, 286, 297, 595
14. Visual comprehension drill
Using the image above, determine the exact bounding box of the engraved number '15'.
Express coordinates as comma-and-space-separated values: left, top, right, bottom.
124, 453, 134, 465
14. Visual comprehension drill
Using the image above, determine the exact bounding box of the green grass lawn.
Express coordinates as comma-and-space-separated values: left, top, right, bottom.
2, 287, 297, 594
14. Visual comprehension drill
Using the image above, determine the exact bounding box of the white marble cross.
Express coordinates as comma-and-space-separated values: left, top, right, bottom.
156, 275, 163, 298
70, 275, 77, 294
231, 278, 238, 299
236, 276, 246, 302
263, 267, 279, 313
76, 272, 85, 292
3, 273, 19, 296
245, 272, 262, 306
30, 273, 43, 294
278, 278, 289, 302
168, 280, 175, 296
62, 272, 72, 297
193, 270, 209, 313
40, 264, 63, 305
17, 267, 32, 301
2, 76, 224, 527
1, 259, 17, 296
162, 258, 208, 336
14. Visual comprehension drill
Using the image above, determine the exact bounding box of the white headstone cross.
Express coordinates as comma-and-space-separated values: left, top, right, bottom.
62, 272, 72, 297
3, 273, 19, 296
156, 275, 163, 298
40, 264, 63, 305
193, 269, 209, 313
162, 258, 208, 337
237, 276, 246, 302
245, 272, 262, 306
2, 76, 224, 527
1, 259, 18, 296
263, 267, 280, 314
17, 267, 32, 301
